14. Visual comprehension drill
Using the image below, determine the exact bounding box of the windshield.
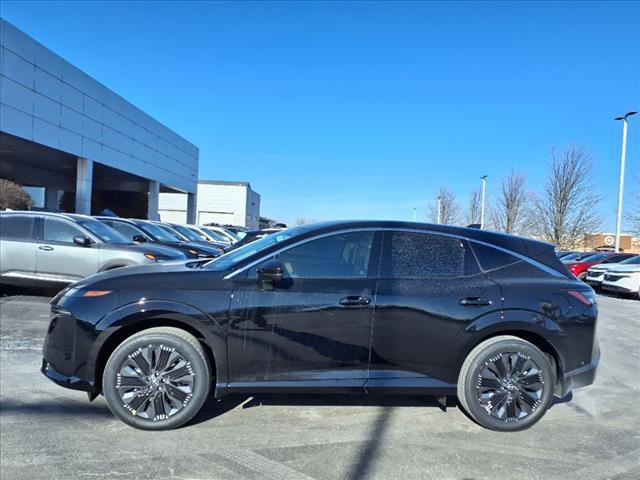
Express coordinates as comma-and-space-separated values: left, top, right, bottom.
620, 255, 640, 265
155, 223, 188, 241
172, 224, 202, 241
138, 222, 181, 242
206, 226, 307, 271
201, 227, 230, 242
78, 219, 131, 244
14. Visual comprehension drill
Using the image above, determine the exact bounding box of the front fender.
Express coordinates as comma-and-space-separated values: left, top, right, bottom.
86, 299, 228, 392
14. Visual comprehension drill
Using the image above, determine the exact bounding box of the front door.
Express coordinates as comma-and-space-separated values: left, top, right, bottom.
227, 230, 380, 391
36, 217, 100, 282
368, 230, 502, 391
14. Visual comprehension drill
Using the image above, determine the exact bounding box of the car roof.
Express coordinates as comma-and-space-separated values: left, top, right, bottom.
2, 210, 96, 223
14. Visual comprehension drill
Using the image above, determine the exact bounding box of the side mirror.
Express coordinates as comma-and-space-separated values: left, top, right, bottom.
73, 235, 91, 247
257, 260, 284, 289
132, 235, 147, 243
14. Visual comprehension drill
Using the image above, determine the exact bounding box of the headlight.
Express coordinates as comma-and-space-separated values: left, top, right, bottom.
144, 253, 173, 261
63, 288, 113, 298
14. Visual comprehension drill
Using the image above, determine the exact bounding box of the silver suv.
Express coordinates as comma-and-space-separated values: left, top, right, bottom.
0, 211, 186, 286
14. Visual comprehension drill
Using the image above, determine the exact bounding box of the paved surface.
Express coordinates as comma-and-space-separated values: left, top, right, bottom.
1, 292, 638, 480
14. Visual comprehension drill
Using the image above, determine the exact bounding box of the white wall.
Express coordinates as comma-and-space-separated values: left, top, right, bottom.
159, 181, 261, 228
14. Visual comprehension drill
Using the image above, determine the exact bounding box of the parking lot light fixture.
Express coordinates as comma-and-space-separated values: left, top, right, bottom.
437, 196, 443, 224
614, 111, 637, 252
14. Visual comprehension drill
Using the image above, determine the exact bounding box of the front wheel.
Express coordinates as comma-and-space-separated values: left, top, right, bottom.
457, 335, 554, 432
103, 327, 211, 430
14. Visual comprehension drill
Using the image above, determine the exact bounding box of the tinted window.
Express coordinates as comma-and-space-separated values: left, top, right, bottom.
170, 225, 201, 241
387, 232, 474, 278
137, 222, 180, 242
43, 219, 82, 243
77, 219, 129, 244
273, 231, 374, 278
600, 254, 631, 264
0, 215, 36, 239
620, 256, 640, 265
580, 253, 607, 262
470, 242, 521, 271
106, 221, 146, 241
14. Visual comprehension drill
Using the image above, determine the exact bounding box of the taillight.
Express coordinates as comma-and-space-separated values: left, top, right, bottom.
566, 289, 596, 306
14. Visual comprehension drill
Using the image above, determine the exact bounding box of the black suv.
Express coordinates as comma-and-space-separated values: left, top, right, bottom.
42, 221, 598, 431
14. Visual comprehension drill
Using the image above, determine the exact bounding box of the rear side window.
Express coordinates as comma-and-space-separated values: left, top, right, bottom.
470, 242, 521, 271
43, 219, 82, 243
0, 216, 36, 240
386, 231, 477, 278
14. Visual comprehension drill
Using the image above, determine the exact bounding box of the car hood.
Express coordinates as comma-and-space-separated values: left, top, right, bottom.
67, 258, 220, 289
607, 265, 640, 274
588, 263, 618, 272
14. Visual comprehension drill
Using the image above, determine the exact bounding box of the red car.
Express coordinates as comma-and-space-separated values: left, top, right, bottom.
565, 252, 637, 280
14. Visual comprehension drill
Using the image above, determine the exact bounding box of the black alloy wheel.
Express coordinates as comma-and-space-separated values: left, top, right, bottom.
103, 327, 211, 430
458, 335, 554, 431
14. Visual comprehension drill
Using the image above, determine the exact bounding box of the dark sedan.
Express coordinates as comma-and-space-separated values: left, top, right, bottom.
42, 221, 598, 432
96, 217, 223, 259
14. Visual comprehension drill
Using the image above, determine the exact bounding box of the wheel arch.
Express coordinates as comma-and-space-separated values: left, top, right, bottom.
88, 304, 227, 398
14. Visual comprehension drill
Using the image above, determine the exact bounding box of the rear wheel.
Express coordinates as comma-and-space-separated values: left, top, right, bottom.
458, 335, 554, 431
103, 327, 211, 430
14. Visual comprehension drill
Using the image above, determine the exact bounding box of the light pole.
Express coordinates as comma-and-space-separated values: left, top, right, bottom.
437, 196, 442, 224
614, 111, 637, 252
413, 207, 417, 222
480, 175, 488, 229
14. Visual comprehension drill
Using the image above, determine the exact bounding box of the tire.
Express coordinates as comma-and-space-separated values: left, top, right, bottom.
578, 272, 588, 281
103, 327, 211, 430
457, 335, 554, 432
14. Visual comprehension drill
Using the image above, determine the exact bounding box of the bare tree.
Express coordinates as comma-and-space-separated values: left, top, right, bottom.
0, 179, 32, 210
464, 188, 482, 226
624, 175, 640, 236
532, 146, 602, 249
489, 170, 532, 235
428, 186, 459, 225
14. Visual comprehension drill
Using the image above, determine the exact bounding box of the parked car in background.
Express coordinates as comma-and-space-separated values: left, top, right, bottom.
556, 251, 578, 259
42, 220, 598, 432
160, 222, 228, 250
561, 252, 596, 264
224, 228, 283, 252
180, 224, 230, 249
585, 254, 638, 289
96, 217, 222, 259
199, 225, 240, 244
0, 212, 186, 287
196, 226, 234, 245
565, 252, 636, 281
601, 256, 640, 299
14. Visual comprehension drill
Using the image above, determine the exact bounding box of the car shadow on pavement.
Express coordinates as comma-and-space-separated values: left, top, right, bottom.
0, 398, 113, 419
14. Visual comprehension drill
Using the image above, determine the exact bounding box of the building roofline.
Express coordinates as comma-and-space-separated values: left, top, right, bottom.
198, 180, 251, 188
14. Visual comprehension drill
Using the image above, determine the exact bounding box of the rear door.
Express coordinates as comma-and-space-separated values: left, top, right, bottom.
36, 217, 100, 282
367, 230, 502, 390
0, 215, 39, 280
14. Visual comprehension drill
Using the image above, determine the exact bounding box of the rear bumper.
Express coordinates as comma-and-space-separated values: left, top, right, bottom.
556, 343, 600, 397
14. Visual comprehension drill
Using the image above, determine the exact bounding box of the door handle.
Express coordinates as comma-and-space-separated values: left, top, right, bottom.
38, 245, 54, 251
339, 296, 371, 307
459, 297, 492, 307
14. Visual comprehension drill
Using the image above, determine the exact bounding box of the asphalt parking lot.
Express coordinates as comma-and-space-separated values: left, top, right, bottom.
0, 292, 638, 480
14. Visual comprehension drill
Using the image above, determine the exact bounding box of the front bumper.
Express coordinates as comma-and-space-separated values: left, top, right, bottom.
556, 343, 600, 397
602, 283, 635, 294
41, 359, 95, 393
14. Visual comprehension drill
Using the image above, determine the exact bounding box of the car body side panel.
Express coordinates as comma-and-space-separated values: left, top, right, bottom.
0, 238, 37, 276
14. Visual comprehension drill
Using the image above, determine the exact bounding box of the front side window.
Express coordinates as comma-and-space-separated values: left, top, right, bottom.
77, 219, 129, 244
106, 221, 146, 241
272, 231, 375, 278
0, 215, 36, 240
386, 231, 473, 278
43, 219, 82, 243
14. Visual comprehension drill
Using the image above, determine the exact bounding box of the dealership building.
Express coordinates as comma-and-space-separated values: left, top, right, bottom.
0, 18, 199, 221
159, 180, 261, 229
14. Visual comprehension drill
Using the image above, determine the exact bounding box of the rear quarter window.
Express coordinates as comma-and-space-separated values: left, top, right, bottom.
469, 242, 521, 271
0, 216, 36, 240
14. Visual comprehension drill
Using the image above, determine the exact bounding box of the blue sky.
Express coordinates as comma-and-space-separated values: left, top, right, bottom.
2, 1, 639, 229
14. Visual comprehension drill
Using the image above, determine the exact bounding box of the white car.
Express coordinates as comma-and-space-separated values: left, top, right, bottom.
601, 256, 640, 299
585, 255, 638, 289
